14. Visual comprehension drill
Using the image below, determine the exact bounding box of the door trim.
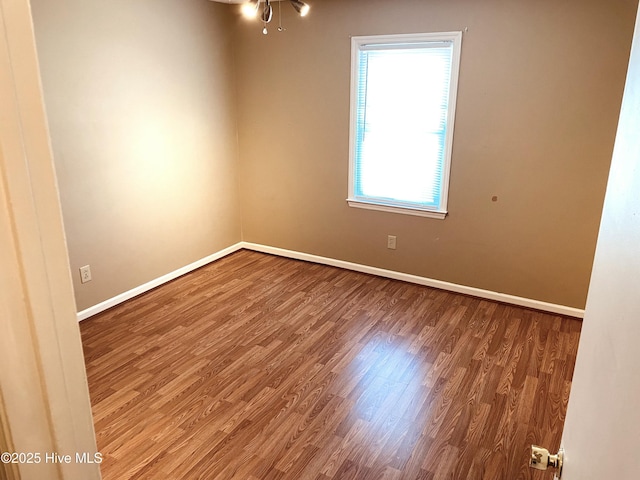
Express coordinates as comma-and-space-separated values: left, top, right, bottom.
0, 1, 100, 478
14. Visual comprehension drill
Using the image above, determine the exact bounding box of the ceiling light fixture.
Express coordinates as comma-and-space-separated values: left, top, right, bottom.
242, 0, 310, 35
261, 0, 273, 24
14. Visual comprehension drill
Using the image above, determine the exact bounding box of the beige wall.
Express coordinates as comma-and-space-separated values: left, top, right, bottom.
30, 0, 637, 313
235, 0, 637, 309
31, 0, 242, 311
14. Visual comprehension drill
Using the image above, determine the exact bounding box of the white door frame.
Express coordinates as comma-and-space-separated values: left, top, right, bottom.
0, 1, 100, 479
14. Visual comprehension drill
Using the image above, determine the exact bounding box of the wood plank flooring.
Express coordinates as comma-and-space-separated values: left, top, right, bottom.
80, 250, 581, 479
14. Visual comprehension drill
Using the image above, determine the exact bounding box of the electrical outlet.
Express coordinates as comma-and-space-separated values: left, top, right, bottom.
80, 265, 92, 284
387, 235, 397, 250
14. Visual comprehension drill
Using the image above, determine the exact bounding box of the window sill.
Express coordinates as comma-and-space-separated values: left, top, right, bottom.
346, 199, 447, 219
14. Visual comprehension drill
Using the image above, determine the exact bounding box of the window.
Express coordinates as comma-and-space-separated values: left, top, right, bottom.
348, 32, 462, 219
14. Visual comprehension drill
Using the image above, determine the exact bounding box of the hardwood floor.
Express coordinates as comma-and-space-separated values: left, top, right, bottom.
80, 250, 581, 479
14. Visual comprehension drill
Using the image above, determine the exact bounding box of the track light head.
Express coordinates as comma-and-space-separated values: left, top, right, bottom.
241, 0, 260, 18
290, 0, 310, 17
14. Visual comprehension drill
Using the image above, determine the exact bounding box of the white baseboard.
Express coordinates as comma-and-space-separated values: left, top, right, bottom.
77, 241, 584, 321
241, 242, 585, 318
76, 243, 244, 321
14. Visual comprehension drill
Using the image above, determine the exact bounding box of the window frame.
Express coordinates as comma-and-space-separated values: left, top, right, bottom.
347, 31, 463, 219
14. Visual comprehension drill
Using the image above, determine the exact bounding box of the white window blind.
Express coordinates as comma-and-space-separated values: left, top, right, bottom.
348, 32, 462, 219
